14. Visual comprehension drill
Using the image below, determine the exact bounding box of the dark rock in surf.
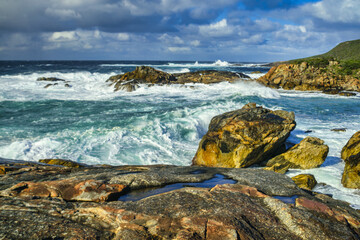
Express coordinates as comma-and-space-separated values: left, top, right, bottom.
37, 77, 65, 82
106, 66, 250, 92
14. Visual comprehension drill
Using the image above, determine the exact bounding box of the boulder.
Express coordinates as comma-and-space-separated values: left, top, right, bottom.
192, 103, 296, 168
266, 137, 329, 172
341, 131, 360, 160
341, 131, 360, 188
291, 174, 317, 190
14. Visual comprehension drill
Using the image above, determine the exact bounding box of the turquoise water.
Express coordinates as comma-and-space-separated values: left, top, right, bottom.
0, 60, 359, 207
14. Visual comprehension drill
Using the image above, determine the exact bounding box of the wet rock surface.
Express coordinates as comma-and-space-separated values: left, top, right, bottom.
192, 103, 296, 168
265, 136, 329, 173
106, 66, 249, 92
291, 174, 318, 190
0, 160, 359, 239
341, 131, 360, 189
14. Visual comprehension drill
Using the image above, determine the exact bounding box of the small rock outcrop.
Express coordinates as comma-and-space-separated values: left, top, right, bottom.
291, 174, 317, 190
265, 137, 329, 173
106, 66, 249, 92
37, 77, 65, 82
192, 103, 296, 168
341, 131, 360, 188
39, 158, 86, 168
257, 62, 360, 95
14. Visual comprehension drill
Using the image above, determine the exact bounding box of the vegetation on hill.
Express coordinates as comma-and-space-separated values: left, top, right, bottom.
289, 39, 360, 77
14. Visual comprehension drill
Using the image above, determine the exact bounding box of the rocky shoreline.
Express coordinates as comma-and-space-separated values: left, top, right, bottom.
257, 62, 360, 95
1, 159, 360, 239
1, 103, 360, 239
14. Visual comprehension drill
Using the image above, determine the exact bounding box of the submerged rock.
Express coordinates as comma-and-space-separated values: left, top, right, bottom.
0, 161, 359, 239
265, 137, 329, 173
192, 103, 296, 168
106, 66, 249, 92
341, 131, 360, 189
291, 174, 317, 190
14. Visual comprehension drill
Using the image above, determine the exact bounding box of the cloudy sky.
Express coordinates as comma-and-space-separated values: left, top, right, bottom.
1, 0, 359, 62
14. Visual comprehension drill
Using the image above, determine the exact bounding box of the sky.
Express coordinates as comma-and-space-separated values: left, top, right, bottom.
1, 0, 360, 62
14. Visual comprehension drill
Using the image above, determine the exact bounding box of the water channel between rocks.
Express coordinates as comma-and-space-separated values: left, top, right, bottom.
118, 173, 237, 201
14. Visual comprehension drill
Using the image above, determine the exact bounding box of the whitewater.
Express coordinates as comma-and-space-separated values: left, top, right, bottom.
0, 60, 359, 208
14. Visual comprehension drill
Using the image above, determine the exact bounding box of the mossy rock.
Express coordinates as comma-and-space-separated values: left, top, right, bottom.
39, 159, 85, 168
291, 174, 317, 190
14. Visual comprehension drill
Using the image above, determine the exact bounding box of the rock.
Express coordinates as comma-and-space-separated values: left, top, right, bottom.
174, 70, 248, 84
106, 66, 250, 92
0, 162, 359, 239
331, 128, 347, 132
251, 71, 262, 74
1, 179, 127, 202
0, 165, 18, 175
341, 131, 360, 188
339, 91, 357, 96
37, 77, 65, 82
291, 174, 317, 190
44, 83, 58, 88
257, 63, 360, 94
266, 137, 329, 172
192, 103, 296, 168
341, 131, 360, 161
39, 158, 86, 168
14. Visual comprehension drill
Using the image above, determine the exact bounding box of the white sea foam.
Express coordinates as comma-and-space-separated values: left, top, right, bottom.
0, 71, 120, 101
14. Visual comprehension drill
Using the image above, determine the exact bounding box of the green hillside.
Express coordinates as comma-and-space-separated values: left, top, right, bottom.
312, 39, 360, 61
288, 39, 360, 77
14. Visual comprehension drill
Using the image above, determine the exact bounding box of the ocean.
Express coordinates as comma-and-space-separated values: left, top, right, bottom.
0, 60, 359, 208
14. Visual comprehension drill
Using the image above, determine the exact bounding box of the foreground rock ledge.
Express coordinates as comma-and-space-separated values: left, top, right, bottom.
192, 103, 296, 168
0, 160, 359, 239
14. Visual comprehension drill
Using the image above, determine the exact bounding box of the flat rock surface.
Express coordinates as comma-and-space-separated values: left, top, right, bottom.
0, 159, 359, 239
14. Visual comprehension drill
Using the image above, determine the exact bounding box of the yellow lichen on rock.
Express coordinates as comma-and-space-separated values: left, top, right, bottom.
291, 174, 317, 190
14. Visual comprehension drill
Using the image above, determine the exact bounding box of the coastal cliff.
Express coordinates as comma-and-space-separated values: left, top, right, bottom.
257, 61, 360, 95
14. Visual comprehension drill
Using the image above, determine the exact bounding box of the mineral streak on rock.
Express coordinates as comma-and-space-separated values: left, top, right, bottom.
192, 103, 296, 168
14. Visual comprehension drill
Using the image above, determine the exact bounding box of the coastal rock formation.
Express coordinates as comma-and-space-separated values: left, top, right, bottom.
174, 70, 248, 84
257, 62, 360, 94
291, 174, 317, 190
192, 103, 296, 168
106, 66, 248, 92
39, 158, 87, 168
265, 137, 329, 173
37, 77, 72, 88
0, 160, 359, 239
341, 131, 360, 188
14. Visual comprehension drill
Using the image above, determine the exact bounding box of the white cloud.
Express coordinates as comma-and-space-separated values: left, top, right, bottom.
117, 33, 130, 41
168, 46, 191, 52
45, 8, 81, 20
199, 19, 235, 37
159, 34, 184, 44
190, 40, 200, 46
302, 0, 360, 24
241, 34, 265, 44
49, 31, 79, 42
